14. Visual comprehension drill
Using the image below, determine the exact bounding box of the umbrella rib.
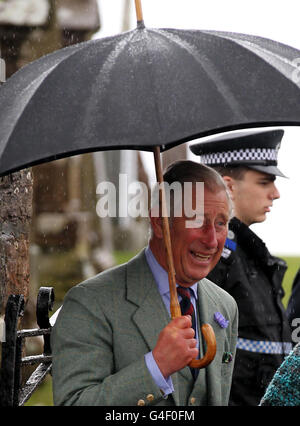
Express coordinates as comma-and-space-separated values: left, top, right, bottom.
131, 30, 166, 145
77, 32, 139, 142
0, 64, 58, 159
229, 39, 300, 87
93, 32, 137, 91
152, 29, 247, 122
202, 31, 300, 88
0, 42, 93, 159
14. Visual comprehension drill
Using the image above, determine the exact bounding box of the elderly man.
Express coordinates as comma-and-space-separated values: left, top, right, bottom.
51, 160, 238, 406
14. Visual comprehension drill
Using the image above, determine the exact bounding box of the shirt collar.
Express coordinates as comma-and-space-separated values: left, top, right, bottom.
145, 246, 198, 299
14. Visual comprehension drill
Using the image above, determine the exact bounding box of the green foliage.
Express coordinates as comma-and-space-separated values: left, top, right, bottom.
37, 250, 84, 305
25, 376, 53, 406
113, 250, 139, 265
281, 256, 300, 307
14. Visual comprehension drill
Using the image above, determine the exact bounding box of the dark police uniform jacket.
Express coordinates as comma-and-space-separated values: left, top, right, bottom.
208, 217, 292, 406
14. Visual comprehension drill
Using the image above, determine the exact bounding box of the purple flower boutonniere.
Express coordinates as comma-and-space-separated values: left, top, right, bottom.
214, 312, 229, 329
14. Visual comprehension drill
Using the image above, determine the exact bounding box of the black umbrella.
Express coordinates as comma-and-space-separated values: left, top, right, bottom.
1, 8, 300, 176
1, 0, 300, 368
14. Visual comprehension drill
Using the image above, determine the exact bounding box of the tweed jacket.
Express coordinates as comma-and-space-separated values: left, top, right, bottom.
51, 249, 238, 406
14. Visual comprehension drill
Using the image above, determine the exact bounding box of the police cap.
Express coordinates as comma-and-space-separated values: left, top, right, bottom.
190, 129, 286, 177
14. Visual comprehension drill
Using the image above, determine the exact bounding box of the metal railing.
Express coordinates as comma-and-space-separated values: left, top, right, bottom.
0, 287, 55, 406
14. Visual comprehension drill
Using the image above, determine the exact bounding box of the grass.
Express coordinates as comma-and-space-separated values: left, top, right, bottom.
281, 256, 300, 307
113, 250, 139, 265
24, 376, 53, 406
25, 253, 299, 406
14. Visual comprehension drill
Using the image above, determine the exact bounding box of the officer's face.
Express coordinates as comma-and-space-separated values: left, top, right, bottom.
151, 187, 230, 287
228, 169, 280, 226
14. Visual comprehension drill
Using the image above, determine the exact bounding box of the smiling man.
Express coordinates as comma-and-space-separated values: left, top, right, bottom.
51, 160, 238, 406
190, 130, 292, 406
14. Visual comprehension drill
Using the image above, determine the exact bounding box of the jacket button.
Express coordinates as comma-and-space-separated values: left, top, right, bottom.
146, 394, 154, 402
137, 399, 145, 406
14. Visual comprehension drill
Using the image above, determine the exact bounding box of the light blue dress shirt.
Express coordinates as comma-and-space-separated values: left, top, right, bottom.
144, 246, 199, 396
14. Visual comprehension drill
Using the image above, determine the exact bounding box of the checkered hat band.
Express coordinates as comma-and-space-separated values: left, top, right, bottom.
202, 148, 278, 165
237, 338, 292, 355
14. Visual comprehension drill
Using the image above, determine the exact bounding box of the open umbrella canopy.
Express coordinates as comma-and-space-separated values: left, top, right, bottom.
0, 24, 300, 176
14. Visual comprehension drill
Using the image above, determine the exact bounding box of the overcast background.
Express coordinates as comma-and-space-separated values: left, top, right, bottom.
95, 0, 300, 256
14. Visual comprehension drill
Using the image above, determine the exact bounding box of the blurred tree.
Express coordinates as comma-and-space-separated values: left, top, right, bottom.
0, 0, 48, 314
0, 170, 33, 316
0, 0, 101, 314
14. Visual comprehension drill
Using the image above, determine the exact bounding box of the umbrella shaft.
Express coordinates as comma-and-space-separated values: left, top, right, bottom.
134, 0, 143, 22
153, 147, 181, 319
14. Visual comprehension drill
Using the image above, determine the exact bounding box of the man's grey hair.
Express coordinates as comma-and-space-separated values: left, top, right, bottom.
149, 160, 233, 234
163, 160, 230, 194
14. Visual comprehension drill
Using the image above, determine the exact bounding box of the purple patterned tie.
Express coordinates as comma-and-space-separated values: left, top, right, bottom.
177, 286, 196, 332
177, 286, 197, 380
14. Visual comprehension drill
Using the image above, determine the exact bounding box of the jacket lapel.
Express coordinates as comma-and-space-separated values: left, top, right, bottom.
196, 279, 223, 405
125, 249, 180, 405
126, 250, 170, 350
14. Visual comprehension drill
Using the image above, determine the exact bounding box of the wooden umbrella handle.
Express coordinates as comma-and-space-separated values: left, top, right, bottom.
153, 147, 181, 318
189, 324, 217, 368
153, 147, 217, 369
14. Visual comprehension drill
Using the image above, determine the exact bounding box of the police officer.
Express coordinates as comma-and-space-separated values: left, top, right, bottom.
190, 129, 292, 406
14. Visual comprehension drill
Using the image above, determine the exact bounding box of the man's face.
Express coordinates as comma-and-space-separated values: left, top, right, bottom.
228, 169, 280, 226
168, 187, 229, 287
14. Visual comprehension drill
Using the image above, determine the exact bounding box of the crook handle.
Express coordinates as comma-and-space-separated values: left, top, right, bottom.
152, 146, 216, 370
188, 323, 217, 369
